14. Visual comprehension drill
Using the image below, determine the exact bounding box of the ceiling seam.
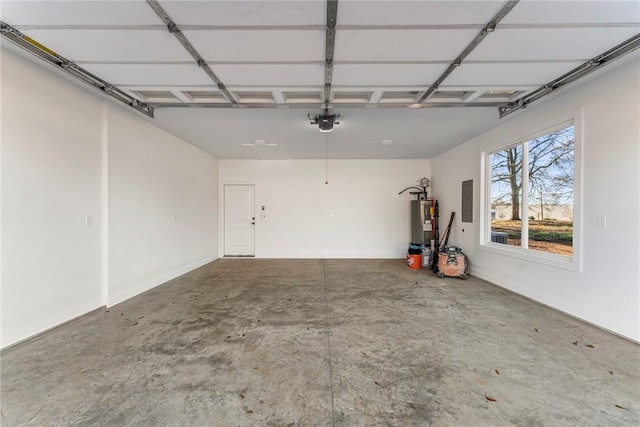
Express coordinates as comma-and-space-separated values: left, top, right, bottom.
141, 102, 511, 109
323, 0, 338, 109
71, 59, 589, 66
416, 0, 520, 105
13, 23, 639, 31
145, 0, 238, 105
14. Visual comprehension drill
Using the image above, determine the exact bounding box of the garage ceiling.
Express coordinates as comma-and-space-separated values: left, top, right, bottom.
1, 0, 639, 159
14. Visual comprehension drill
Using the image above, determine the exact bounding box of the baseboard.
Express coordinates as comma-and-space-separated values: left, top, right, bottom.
472, 265, 640, 343
1, 255, 219, 350
252, 253, 406, 259
0, 298, 104, 350
107, 254, 218, 307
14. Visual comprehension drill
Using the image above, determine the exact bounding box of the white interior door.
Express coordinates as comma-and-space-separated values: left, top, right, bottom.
224, 184, 255, 256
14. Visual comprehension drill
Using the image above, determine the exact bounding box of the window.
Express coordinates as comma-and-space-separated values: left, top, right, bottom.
482, 117, 581, 270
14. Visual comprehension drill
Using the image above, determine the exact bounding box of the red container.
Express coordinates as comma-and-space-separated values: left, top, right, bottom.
406, 253, 422, 270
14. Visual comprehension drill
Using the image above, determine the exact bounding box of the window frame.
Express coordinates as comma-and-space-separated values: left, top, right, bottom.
479, 109, 583, 272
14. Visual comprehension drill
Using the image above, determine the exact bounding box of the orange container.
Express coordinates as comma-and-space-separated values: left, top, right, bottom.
437, 251, 468, 278
406, 253, 422, 270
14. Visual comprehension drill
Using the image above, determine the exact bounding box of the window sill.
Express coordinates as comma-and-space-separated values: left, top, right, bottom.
478, 242, 581, 272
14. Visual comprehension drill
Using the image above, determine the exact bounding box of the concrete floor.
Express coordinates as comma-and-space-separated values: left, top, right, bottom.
1, 259, 639, 426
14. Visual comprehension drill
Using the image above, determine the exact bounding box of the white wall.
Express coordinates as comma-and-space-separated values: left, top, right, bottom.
1, 49, 219, 348
219, 159, 431, 258
432, 55, 640, 341
1, 49, 104, 348
107, 105, 218, 306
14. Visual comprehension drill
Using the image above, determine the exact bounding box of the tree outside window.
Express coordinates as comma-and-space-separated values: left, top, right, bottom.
489, 124, 575, 256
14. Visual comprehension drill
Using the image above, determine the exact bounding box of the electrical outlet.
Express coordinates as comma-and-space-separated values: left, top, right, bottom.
596, 216, 607, 229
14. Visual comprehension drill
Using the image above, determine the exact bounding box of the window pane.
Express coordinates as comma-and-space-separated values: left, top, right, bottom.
490, 145, 523, 247
527, 125, 574, 256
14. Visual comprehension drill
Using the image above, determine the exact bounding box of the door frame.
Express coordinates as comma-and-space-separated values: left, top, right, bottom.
220, 183, 257, 257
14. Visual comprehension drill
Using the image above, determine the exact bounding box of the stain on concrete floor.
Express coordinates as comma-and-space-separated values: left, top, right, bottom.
1, 259, 639, 426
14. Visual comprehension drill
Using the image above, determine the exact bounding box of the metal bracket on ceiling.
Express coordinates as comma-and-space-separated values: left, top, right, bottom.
0, 21, 155, 118
323, 0, 339, 109
145, 0, 238, 105
499, 32, 640, 118
416, 0, 520, 105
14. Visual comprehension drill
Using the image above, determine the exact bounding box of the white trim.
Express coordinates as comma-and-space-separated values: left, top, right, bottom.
101, 103, 110, 305
479, 108, 583, 272
107, 254, 217, 307
471, 265, 640, 344
479, 242, 576, 271
572, 109, 585, 273
220, 182, 257, 258
0, 298, 104, 349
521, 143, 530, 249
0, 64, 3, 337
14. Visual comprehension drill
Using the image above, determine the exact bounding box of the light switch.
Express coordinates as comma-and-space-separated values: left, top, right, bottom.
85, 216, 93, 228
596, 216, 606, 229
